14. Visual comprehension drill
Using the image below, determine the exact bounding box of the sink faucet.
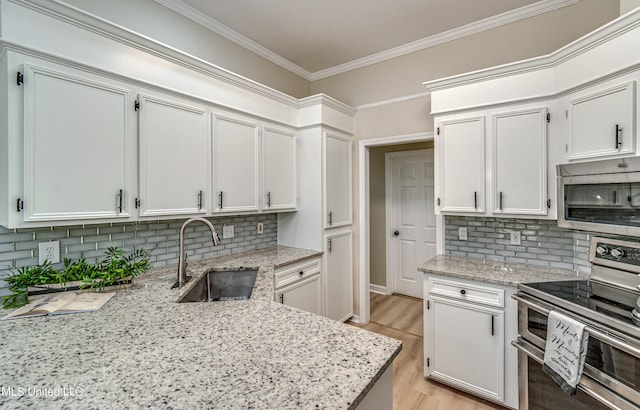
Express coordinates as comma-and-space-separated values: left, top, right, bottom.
176, 217, 221, 288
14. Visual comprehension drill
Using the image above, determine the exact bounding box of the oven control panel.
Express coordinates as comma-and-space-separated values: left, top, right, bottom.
590, 236, 640, 273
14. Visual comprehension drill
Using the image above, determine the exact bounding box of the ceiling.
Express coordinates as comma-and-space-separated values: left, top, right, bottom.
155, 0, 577, 80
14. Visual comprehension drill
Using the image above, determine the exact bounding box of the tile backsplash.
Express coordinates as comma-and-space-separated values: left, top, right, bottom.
445, 216, 594, 273
0, 214, 277, 296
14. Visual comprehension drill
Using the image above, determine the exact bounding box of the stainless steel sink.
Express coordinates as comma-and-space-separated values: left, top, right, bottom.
177, 269, 258, 303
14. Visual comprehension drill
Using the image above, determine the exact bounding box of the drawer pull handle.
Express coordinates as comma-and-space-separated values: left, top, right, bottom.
460, 289, 466, 295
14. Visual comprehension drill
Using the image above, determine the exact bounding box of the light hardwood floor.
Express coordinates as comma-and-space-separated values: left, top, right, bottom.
350, 293, 504, 410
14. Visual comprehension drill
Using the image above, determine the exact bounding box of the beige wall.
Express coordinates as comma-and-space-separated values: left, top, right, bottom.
369, 142, 434, 287
62, 0, 311, 98
311, 0, 619, 108
621, 0, 640, 14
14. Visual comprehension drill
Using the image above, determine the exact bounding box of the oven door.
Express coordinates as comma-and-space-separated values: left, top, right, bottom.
514, 294, 640, 410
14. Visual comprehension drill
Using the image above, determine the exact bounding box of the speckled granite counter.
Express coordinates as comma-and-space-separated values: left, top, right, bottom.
419, 254, 583, 286
0, 246, 401, 409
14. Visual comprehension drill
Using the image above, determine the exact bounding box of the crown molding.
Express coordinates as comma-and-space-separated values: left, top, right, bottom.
155, 0, 579, 82
7, 0, 300, 108
310, 0, 579, 80
423, 6, 640, 93
356, 91, 429, 110
154, 0, 313, 81
298, 94, 357, 116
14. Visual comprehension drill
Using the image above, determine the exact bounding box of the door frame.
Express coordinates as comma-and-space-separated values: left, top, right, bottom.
385, 149, 433, 296
357, 132, 440, 324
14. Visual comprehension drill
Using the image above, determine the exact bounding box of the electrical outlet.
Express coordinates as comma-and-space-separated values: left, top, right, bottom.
222, 225, 235, 239
39, 241, 60, 264
257, 223, 264, 234
510, 231, 521, 245
458, 227, 468, 241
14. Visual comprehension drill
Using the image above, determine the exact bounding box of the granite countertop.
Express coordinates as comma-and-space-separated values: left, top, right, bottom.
0, 245, 402, 409
419, 254, 582, 286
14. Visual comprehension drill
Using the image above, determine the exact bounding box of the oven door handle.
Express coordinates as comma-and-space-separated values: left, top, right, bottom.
512, 338, 640, 410
512, 294, 640, 359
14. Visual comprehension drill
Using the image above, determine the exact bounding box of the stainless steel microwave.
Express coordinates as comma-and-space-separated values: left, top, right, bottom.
557, 156, 640, 237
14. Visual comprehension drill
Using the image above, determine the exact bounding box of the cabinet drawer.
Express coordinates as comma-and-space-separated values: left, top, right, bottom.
274, 257, 321, 289
427, 277, 504, 308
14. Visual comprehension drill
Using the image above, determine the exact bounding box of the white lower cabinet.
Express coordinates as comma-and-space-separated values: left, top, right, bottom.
424, 274, 518, 409
274, 256, 323, 316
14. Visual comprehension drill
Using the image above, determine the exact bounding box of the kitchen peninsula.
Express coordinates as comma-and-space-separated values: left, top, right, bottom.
0, 246, 401, 409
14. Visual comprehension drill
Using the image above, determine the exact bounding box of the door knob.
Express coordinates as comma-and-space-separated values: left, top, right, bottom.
393, 230, 400, 236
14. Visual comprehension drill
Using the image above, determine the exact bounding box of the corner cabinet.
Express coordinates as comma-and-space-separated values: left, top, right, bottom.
424, 274, 518, 409
436, 116, 485, 213
137, 94, 209, 217
22, 64, 134, 223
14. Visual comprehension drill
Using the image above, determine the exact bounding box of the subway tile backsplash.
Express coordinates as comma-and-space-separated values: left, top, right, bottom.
445, 216, 595, 273
0, 214, 277, 296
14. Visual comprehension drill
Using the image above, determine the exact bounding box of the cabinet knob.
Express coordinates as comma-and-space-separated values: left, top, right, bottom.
460, 289, 466, 295
299, 271, 304, 276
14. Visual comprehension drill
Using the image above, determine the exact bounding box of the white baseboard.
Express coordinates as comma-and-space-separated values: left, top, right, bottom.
348, 315, 362, 324
370, 284, 388, 295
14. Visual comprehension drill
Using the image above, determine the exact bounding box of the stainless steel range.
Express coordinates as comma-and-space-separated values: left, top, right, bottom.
513, 236, 640, 410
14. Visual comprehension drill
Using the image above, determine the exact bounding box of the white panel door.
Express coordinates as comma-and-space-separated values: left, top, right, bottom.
438, 116, 485, 213
263, 126, 296, 210
23, 65, 131, 222
138, 94, 208, 217
493, 107, 547, 215
212, 114, 260, 213
388, 150, 436, 298
428, 298, 504, 403
323, 132, 352, 228
325, 230, 353, 322
568, 81, 635, 160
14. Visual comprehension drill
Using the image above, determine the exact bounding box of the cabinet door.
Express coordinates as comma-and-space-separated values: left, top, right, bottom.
212, 114, 260, 213
568, 81, 635, 160
492, 107, 548, 215
263, 126, 296, 210
324, 230, 353, 322
426, 297, 504, 403
323, 132, 352, 228
437, 116, 485, 213
138, 94, 208, 217
276, 274, 322, 316
23, 65, 131, 222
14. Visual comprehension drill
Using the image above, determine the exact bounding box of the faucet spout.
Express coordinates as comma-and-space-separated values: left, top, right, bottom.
175, 217, 221, 288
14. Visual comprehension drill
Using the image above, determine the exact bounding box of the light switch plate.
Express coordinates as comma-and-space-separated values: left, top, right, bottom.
458, 227, 468, 241
223, 225, 234, 239
39, 241, 60, 264
257, 223, 264, 234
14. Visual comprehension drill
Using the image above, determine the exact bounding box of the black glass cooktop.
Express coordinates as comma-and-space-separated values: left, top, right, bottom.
520, 280, 640, 338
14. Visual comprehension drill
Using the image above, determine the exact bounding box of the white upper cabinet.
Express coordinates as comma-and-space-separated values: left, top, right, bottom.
323, 132, 352, 228
22, 65, 132, 223
137, 94, 208, 217
567, 81, 636, 161
263, 126, 296, 211
437, 116, 485, 214
492, 107, 548, 215
212, 114, 261, 213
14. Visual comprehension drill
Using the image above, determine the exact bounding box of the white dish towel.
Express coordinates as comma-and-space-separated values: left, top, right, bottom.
543, 310, 589, 395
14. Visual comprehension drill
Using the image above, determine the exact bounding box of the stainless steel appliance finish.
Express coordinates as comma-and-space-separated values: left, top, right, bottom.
557, 156, 640, 236
514, 236, 640, 410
